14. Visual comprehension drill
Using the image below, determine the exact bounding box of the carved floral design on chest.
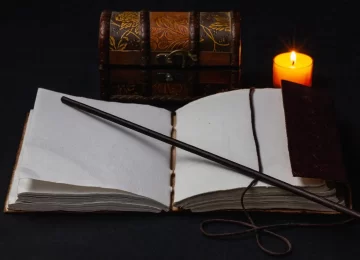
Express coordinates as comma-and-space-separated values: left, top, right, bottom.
153, 83, 187, 96
108, 12, 232, 53
111, 83, 141, 95
150, 12, 190, 51
200, 12, 231, 52
109, 12, 141, 51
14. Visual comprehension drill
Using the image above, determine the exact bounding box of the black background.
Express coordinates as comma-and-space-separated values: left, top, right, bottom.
1, 1, 359, 259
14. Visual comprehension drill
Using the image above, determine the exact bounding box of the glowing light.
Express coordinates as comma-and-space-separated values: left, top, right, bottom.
290, 51, 296, 65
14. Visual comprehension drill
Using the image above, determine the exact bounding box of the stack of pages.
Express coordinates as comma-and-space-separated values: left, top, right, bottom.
5, 88, 347, 213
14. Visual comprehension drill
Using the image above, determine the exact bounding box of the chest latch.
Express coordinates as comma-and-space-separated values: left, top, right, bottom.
156, 50, 198, 68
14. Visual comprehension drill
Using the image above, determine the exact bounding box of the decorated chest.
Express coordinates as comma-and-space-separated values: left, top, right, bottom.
98, 10, 242, 105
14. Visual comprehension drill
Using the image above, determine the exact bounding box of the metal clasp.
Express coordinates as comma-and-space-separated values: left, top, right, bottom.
156, 72, 184, 83
156, 49, 197, 68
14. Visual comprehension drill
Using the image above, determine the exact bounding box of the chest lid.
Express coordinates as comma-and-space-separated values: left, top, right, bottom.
100, 11, 241, 68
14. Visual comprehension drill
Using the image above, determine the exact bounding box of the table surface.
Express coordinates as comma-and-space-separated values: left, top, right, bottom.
1, 2, 359, 259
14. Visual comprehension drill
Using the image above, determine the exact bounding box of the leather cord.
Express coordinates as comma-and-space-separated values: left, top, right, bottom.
200, 87, 354, 256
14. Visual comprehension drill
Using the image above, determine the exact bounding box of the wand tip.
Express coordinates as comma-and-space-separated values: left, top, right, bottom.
61, 96, 74, 107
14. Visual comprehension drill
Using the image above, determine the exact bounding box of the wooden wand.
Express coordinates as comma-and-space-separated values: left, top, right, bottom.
61, 96, 360, 219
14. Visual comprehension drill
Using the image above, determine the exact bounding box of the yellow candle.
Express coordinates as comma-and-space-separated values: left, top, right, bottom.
273, 51, 313, 88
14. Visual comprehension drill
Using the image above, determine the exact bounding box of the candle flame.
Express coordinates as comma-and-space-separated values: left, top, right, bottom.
290, 51, 296, 65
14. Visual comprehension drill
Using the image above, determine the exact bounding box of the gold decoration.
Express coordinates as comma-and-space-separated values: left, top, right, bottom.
200, 12, 231, 52
114, 12, 140, 35
110, 12, 140, 51
112, 84, 139, 95
153, 83, 186, 96
150, 14, 189, 51
209, 15, 231, 32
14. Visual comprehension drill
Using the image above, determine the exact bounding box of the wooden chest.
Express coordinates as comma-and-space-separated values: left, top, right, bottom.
98, 10, 242, 105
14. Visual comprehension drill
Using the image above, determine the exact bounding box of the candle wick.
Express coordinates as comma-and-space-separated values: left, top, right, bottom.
292, 61, 295, 66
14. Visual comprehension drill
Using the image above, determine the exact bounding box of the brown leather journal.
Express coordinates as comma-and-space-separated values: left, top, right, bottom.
4, 84, 352, 214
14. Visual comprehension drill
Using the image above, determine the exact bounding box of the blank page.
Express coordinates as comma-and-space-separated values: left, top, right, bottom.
174, 89, 323, 203
174, 90, 259, 202
252, 89, 323, 187
17, 88, 172, 207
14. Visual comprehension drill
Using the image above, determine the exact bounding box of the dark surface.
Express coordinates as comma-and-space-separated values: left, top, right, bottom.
1, 1, 359, 259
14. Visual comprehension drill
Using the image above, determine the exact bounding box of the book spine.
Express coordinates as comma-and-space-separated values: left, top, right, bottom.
170, 112, 177, 211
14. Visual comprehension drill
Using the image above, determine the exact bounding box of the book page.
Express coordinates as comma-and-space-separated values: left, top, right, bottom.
174, 89, 323, 203
174, 90, 259, 202
16, 88, 172, 207
251, 89, 323, 188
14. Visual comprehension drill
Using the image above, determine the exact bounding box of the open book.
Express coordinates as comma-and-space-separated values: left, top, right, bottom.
4, 84, 351, 213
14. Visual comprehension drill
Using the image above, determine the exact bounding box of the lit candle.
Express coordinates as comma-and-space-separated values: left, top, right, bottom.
273, 51, 313, 88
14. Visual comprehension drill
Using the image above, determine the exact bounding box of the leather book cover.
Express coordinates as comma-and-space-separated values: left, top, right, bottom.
281, 81, 347, 182
3, 113, 29, 213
